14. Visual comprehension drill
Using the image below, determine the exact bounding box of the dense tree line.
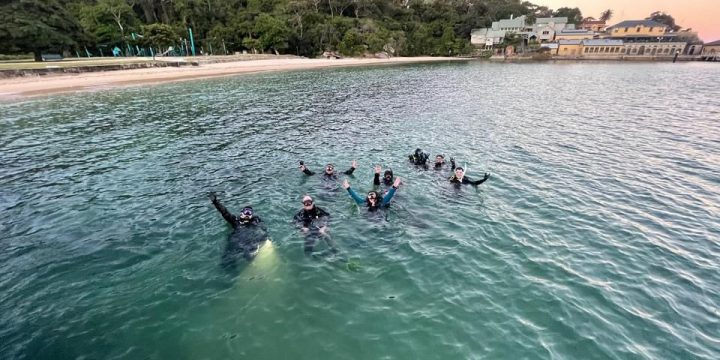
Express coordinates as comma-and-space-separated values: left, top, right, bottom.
3, 0, 590, 61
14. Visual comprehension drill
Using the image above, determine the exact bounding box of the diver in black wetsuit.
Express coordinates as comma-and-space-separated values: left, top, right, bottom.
299, 160, 357, 179
433, 154, 455, 171
408, 148, 430, 169
293, 195, 337, 255
209, 193, 268, 269
449, 166, 490, 186
372, 165, 395, 187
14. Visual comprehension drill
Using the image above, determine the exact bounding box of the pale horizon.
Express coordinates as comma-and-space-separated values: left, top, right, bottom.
533, 0, 720, 42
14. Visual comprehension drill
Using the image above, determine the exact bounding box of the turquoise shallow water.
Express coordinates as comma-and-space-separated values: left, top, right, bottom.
1, 62, 719, 359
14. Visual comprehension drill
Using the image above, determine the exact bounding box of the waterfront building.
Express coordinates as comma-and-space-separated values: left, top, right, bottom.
533, 17, 570, 42
557, 40, 583, 56
622, 41, 688, 56
470, 28, 506, 48
472, 15, 564, 48
555, 29, 595, 41
470, 16, 523, 47
702, 40, 720, 55
580, 20, 607, 32
608, 20, 667, 37
686, 43, 703, 56
471, 15, 533, 48
582, 39, 624, 56
539, 43, 559, 55
607, 20, 687, 57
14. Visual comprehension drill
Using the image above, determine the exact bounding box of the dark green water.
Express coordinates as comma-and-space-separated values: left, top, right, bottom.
1, 62, 719, 359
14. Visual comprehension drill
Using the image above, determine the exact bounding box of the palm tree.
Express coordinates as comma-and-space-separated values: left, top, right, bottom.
600, 9, 613, 22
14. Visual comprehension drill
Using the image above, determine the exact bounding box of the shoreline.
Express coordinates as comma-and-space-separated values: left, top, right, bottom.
0, 57, 467, 100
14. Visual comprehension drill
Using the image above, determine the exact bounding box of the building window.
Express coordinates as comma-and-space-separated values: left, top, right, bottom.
636, 27, 641, 32
543, 31, 549, 35
624, 27, 628, 32
584, 48, 589, 53
649, 27, 654, 32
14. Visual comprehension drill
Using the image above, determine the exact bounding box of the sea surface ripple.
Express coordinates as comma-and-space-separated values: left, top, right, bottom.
1, 62, 719, 359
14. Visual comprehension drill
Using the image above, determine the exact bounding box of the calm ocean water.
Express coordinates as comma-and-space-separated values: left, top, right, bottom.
1, 61, 719, 359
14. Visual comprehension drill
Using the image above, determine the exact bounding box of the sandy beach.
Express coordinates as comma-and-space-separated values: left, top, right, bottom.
0, 57, 466, 100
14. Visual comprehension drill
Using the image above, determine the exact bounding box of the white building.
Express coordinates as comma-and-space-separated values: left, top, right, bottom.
470, 15, 530, 47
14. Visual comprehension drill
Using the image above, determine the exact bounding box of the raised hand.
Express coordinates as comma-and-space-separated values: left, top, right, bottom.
342, 179, 350, 189
393, 177, 402, 188
351, 159, 357, 168
374, 165, 381, 174
208, 192, 217, 202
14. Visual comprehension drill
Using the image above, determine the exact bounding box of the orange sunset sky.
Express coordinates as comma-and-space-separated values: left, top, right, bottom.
533, 0, 720, 41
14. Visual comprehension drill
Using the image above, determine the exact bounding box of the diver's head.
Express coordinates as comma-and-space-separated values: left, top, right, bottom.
239, 206, 254, 222
366, 191, 379, 206
435, 154, 445, 164
383, 169, 394, 182
324, 163, 335, 175
454, 167, 465, 178
302, 195, 315, 210
414, 148, 423, 156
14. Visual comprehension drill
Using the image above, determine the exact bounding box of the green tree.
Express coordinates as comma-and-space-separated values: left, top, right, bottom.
76, 0, 139, 46
0, 0, 87, 61
2, 0, 552, 59
502, 32, 522, 46
646, 11, 681, 32
138, 23, 178, 59
553, 7, 583, 25
338, 28, 366, 56
599, 9, 613, 22
254, 14, 291, 54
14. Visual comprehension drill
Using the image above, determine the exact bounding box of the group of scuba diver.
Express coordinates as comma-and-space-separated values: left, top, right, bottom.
210, 148, 491, 268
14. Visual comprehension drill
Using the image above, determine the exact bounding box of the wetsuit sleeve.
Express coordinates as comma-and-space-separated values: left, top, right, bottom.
464, 175, 489, 186
317, 207, 330, 227
373, 173, 380, 185
212, 198, 237, 228
302, 167, 315, 176
343, 167, 356, 175
255, 217, 268, 232
382, 187, 397, 205
293, 210, 304, 224
346, 187, 365, 205
450, 159, 456, 171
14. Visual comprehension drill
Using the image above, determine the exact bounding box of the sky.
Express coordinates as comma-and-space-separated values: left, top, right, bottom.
533, 0, 720, 41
